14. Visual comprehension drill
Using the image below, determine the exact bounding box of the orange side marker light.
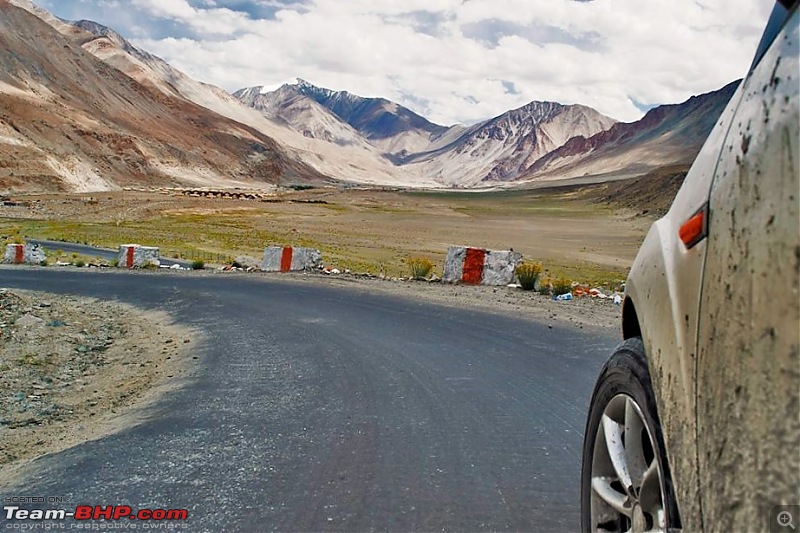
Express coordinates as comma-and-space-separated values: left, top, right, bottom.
679, 204, 708, 249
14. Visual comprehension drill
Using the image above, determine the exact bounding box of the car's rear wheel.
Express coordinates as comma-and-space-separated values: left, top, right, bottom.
581, 337, 675, 532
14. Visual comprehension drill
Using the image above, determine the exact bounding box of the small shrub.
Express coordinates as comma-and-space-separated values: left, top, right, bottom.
551, 277, 572, 296
191, 259, 205, 270
515, 262, 542, 291
537, 276, 552, 295
111, 259, 119, 268
407, 257, 434, 280
74, 259, 85, 268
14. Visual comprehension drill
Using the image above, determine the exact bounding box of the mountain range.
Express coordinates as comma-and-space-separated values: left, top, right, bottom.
0, 0, 737, 193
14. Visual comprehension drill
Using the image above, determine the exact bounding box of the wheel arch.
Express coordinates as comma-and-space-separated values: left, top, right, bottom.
621, 297, 641, 340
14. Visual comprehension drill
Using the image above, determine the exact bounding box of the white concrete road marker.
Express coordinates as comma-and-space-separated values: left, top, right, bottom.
442, 246, 522, 286
2, 242, 47, 265
261, 246, 322, 272
118, 244, 160, 268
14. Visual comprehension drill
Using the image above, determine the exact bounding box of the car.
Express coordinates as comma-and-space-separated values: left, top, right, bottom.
580, 1, 799, 531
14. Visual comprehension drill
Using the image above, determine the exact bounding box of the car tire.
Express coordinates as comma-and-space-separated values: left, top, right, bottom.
580, 337, 678, 532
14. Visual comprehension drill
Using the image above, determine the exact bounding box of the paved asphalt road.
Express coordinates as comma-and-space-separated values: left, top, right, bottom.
29, 240, 189, 267
0, 268, 616, 532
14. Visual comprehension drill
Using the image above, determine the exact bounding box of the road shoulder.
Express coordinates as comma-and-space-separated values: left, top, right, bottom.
0, 288, 197, 486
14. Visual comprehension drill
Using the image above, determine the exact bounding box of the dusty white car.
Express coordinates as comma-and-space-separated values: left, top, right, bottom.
581, 1, 799, 531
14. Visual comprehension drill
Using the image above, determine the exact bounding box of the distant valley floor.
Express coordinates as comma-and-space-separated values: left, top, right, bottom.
0, 170, 685, 286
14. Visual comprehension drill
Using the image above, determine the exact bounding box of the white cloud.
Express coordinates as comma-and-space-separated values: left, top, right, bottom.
131, 0, 196, 20
39, 0, 775, 124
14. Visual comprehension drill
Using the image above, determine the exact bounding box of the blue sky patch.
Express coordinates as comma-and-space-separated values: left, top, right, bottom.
461, 18, 606, 52
630, 97, 660, 114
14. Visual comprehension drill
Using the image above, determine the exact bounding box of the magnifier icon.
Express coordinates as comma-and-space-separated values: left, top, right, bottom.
779, 511, 796, 530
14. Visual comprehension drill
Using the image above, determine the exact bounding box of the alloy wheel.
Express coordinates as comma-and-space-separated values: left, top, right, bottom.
588, 394, 667, 532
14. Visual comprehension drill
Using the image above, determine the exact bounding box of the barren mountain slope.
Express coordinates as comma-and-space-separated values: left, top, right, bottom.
289, 79, 450, 156
2, 0, 741, 192
47, 15, 427, 187
0, 1, 326, 193
241, 82, 624, 187
234, 85, 377, 152
235, 81, 455, 184
401, 101, 618, 187
523, 82, 740, 181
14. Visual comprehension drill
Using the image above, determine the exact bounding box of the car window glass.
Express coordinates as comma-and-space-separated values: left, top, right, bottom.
751, 2, 792, 70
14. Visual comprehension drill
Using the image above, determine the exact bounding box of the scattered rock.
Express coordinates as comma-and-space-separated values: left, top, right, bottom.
233, 256, 260, 270
15, 314, 45, 328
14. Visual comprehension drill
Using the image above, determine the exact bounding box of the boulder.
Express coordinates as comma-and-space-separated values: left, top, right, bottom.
233, 256, 260, 270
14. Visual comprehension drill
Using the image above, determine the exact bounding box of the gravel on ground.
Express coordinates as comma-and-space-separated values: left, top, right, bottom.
0, 287, 195, 480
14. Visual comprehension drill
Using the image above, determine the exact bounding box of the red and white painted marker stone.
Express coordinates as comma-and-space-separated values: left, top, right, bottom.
442, 246, 522, 286
117, 244, 160, 268
2, 243, 46, 265
261, 246, 322, 272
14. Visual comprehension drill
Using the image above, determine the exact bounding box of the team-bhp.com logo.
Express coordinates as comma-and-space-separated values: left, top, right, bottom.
4, 505, 188, 529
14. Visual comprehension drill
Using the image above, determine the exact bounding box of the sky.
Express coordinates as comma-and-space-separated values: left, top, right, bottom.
35, 0, 776, 126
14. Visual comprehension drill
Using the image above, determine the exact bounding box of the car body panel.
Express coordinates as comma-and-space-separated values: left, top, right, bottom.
624, 4, 799, 530
623, 81, 745, 530
592, 2, 798, 531
696, 7, 800, 528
